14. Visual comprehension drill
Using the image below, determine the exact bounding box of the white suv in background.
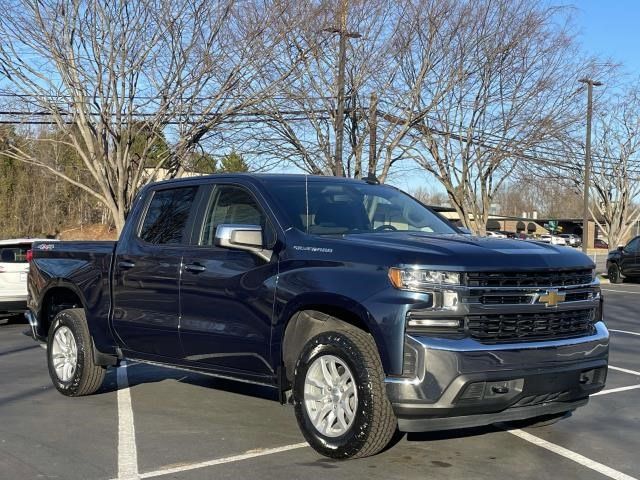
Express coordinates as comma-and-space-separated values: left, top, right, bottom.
0, 239, 54, 316
539, 234, 567, 246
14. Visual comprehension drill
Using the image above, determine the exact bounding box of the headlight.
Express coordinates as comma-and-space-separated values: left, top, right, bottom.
388, 267, 461, 290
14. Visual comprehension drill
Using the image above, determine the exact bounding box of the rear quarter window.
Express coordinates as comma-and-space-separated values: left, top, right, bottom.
0, 245, 29, 263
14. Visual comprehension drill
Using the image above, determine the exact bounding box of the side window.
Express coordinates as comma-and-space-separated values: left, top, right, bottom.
200, 185, 268, 246
139, 187, 198, 245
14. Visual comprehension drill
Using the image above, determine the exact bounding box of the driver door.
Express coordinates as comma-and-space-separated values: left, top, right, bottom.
621, 237, 640, 277
179, 183, 278, 378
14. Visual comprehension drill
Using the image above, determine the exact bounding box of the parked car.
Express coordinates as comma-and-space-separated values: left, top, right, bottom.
26, 174, 608, 459
485, 230, 507, 238
559, 234, 582, 248
539, 234, 567, 246
0, 238, 54, 316
606, 236, 639, 283
594, 239, 609, 249
497, 230, 516, 238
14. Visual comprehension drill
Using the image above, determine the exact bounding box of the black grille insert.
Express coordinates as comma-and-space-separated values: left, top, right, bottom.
465, 270, 593, 288
478, 291, 591, 305
467, 309, 595, 342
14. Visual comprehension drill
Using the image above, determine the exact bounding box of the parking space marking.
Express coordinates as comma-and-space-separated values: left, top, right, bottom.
117, 361, 139, 480
592, 384, 640, 397
137, 442, 309, 479
609, 365, 640, 376
601, 289, 640, 294
508, 429, 638, 480
610, 329, 640, 337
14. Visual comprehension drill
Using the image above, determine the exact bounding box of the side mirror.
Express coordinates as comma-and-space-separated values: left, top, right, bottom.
214, 224, 272, 261
618, 245, 625, 252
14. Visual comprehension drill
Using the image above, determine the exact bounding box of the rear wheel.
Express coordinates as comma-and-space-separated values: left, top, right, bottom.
608, 264, 623, 284
293, 326, 397, 459
47, 309, 105, 396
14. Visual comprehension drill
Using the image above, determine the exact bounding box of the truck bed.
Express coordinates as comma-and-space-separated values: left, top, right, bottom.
27, 240, 117, 343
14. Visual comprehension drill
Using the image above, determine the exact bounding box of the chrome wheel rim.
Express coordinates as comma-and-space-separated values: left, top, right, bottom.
51, 326, 78, 382
303, 354, 358, 438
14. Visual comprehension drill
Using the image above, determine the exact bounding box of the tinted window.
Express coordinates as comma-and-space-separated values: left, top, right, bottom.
0, 245, 29, 263
626, 238, 640, 253
268, 181, 455, 236
201, 185, 268, 246
139, 187, 197, 244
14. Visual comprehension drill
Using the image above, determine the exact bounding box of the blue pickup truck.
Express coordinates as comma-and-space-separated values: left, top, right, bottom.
26, 174, 608, 459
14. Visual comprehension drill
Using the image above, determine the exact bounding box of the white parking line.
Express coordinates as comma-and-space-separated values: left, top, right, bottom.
138, 442, 309, 479
609, 365, 640, 376
610, 329, 640, 337
601, 288, 640, 294
592, 384, 640, 396
117, 361, 140, 480
507, 429, 638, 480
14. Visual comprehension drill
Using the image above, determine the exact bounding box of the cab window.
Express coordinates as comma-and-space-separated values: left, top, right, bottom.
200, 185, 272, 246
139, 187, 198, 244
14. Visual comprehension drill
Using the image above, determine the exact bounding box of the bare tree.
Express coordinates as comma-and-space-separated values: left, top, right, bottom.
387, 0, 588, 234
248, 0, 467, 182
590, 86, 640, 247
0, 0, 296, 233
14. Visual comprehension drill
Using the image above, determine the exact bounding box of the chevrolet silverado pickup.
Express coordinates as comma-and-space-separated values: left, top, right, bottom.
26, 174, 608, 459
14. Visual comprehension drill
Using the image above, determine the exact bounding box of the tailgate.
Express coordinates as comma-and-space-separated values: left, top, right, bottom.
0, 244, 30, 296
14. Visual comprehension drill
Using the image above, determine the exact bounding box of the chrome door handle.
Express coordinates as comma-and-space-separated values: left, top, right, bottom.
118, 261, 136, 269
184, 263, 206, 273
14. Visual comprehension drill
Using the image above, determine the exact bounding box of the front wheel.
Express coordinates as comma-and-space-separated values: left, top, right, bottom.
608, 264, 623, 284
47, 309, 106, 396
293, 327, 397, 459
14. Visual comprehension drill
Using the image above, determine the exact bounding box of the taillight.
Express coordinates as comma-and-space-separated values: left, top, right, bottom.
26, 249, 33, 263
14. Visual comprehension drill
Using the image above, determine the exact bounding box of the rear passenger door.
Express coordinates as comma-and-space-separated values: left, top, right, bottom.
112, 185, 200, 358
179, 183, 278, 378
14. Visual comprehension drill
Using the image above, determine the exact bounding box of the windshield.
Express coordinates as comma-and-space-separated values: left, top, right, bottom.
268, 181, 456, 235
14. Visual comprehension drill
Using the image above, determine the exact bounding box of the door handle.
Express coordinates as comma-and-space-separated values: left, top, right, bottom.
118, 261, 136, 269
184, 263, 207, 273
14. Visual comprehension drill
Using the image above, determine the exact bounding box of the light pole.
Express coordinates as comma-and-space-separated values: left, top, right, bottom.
578, 78, 602, 253
323, 0, 360, 177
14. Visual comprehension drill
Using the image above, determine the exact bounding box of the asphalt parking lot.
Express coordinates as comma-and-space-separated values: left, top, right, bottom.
1, 284, 639, 480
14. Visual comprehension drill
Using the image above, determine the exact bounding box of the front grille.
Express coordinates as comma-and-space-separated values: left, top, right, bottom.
467, 309, 595, 342
479, 291, 591, 305
465, 269, 593, 288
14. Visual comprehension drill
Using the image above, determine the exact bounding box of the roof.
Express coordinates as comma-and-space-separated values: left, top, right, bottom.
146, 173, 375, 188
0, 238, 58, 246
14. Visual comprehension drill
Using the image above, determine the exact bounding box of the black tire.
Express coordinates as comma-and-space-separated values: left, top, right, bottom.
47, 309, 105, 396
293, 326, 397, 459
503, 411, 572, 429
608, 264, 623, 284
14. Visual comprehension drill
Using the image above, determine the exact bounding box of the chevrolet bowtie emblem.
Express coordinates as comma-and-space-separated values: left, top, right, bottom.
538, 289, 566, 307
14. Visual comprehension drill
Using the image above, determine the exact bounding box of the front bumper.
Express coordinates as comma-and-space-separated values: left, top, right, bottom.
386, 321, 609, 432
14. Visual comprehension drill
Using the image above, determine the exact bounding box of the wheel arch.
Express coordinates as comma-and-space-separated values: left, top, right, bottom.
38, 283, 86, 338
38, 283, 118, 366
279, 294, 388, 385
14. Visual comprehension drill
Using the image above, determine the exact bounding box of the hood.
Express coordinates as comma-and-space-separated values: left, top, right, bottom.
337, 232, 595, 271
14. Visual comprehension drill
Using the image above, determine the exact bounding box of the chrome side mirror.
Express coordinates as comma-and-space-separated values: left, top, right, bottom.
214, 224, 272, 261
